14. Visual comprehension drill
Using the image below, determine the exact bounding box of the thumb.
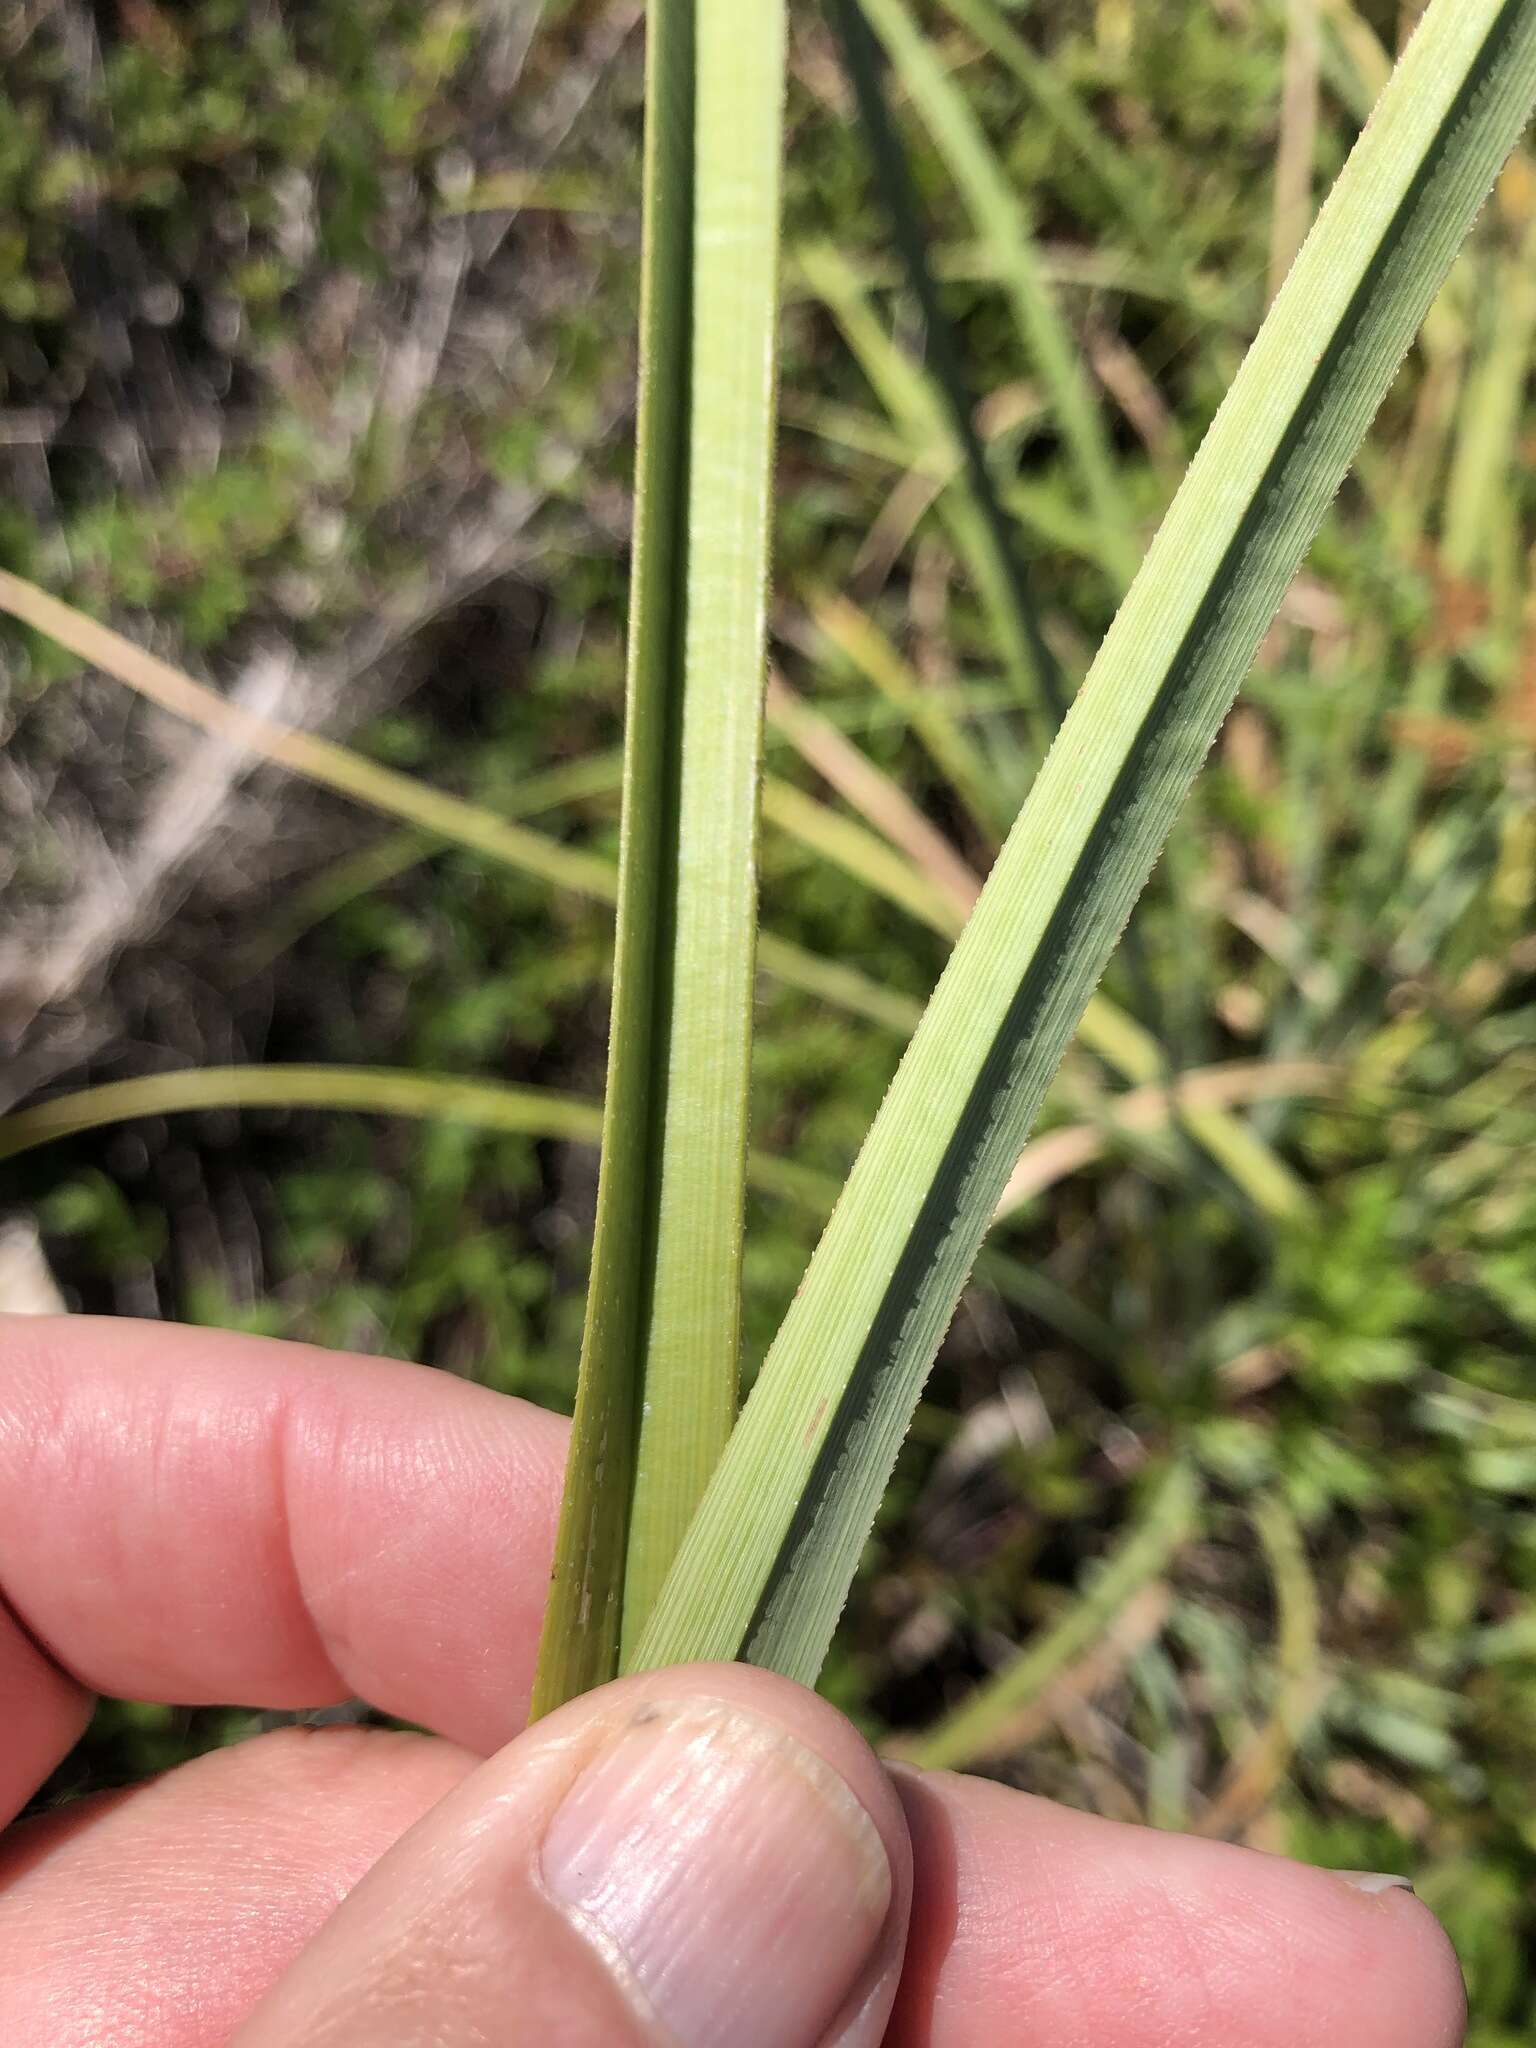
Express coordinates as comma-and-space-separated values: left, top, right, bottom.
230, 1662, 912, 2048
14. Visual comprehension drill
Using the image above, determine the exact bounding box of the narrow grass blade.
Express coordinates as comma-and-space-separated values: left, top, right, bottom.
1196, 1493, 1327, 1839
1317, 0, 1390, 108
756, 935, 921, 1036
1441, 206, 1536, 588
0, 570, 616, 904
1074, 995, 1316, 1223
0, 565, 949, 1065
935, 0, 1177, 276
1, 560, 1303, 1215
856, 0, 1134, 580
633, 0, 1536, 1686
770, 672, 1318, 1222
0, 1067, 603, 1161
767, 672, 982, 908
993, 1060, 1335, 1218
0, 1064, 829, 1224
783, 238, 1192, 312
807, 590, 1012, 839
793, 607, 1311, 1220
794, 251, 1070, 764
762, 776, 958, 936
825, 0, 1068, 737
534, 0, 788, 1707
239, 752, 627, 973
531, 0, 695, 1710
903, 1462, 1201, 1771
1269, 0, 1323, 305
1356, 202, 1536, 918
0, 1061, 1111, 1361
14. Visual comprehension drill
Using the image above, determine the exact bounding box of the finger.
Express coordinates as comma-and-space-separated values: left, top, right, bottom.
0, 1593, 92, 1828
888, 1766, 1466, 2048
0, 1727, 474, 2048
0, 1312, 567, 1801
232, 1663, 913, 2048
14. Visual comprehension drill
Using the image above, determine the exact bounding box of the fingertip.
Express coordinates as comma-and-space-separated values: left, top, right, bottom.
886, 1769, 1467, 2048
1328, 1878, 1467, 2048
1253, 1858, 1467, 2048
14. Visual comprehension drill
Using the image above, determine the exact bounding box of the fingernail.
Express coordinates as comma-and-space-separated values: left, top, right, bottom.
541, 1698, 891, 2048
1337, 1870, 1417, 1896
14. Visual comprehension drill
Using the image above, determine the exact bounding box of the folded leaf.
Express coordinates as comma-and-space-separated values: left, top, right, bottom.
532, 0, 788, 1711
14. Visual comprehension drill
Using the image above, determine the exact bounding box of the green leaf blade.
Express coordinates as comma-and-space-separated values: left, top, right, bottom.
533, 0, 788, 1711
0, 1067, 604, 1162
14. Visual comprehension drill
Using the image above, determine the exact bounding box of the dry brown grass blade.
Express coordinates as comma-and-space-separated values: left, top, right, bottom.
766, 671, 981, 912
0, 570, 616, 902
1196, 1496, 1330, 1841
993, 1059, 1337, 1217
1270, 0, 1323, 305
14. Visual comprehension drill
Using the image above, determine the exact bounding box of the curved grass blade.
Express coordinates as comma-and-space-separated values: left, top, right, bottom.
0, 1065, 830, 1222
533, 0, 788, 1708
903, 1461, 1201, 1771
633, 0, 1536, 1686
1196, 1493, 1326, 1839
0, 1060, 1110, 1359
0, 1066, 831, 1258
0, 1067, 604, 1161
0, 559, 1305, 1218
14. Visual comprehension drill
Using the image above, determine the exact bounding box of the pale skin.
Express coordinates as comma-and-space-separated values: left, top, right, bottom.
0, 1314, 1467, 2047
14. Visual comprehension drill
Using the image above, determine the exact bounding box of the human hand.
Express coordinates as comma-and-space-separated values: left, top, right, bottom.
0, 1316, 1465, 2045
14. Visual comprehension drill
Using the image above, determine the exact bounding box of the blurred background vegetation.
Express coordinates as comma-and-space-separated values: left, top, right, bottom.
1, 1, 1533, 2035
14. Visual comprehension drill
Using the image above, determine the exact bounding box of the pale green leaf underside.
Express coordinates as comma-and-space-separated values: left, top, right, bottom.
632, 0, 1536, 1686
